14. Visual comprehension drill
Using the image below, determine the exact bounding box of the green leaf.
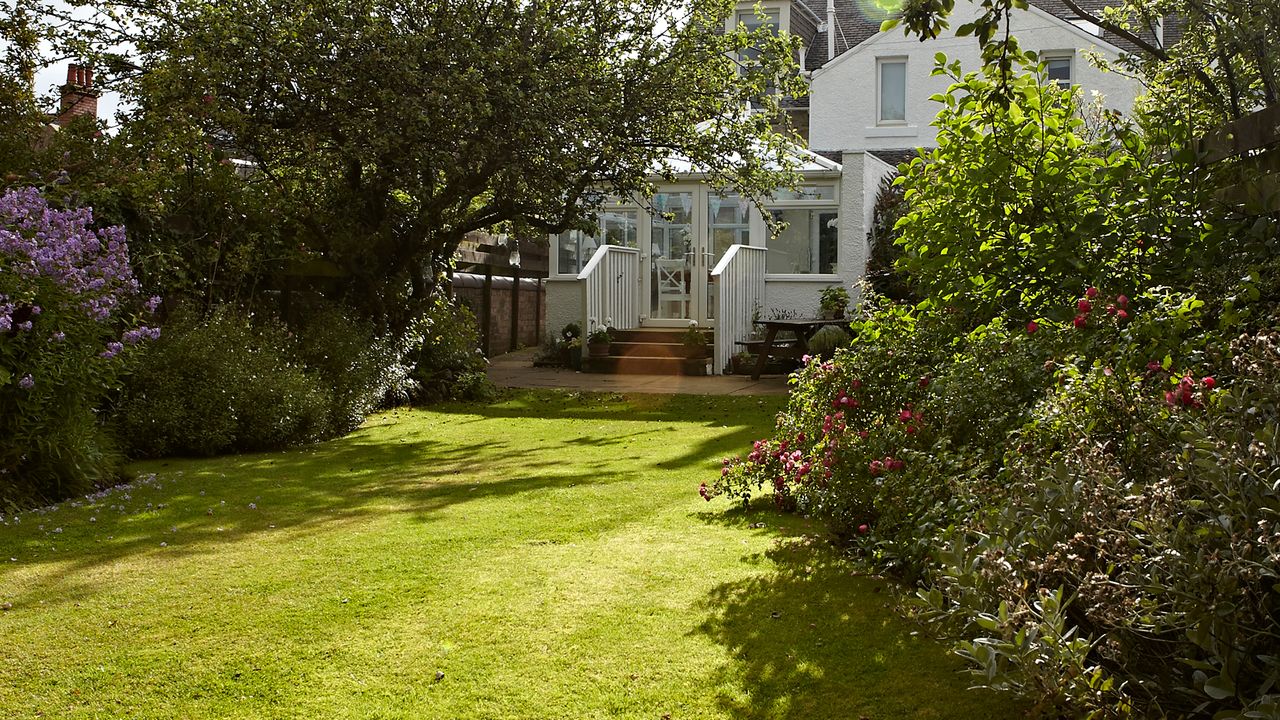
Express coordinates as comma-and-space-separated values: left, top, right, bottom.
1204, 674, 1236, 700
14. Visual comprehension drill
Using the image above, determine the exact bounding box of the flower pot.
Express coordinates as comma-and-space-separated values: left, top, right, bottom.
685, 345, 707, 360
588, 341, 610, 358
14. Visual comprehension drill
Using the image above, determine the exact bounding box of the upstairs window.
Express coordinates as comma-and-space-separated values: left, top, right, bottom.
1046, 55, 1073, 90
878, 58, 907, 124
736, 9, 781, 98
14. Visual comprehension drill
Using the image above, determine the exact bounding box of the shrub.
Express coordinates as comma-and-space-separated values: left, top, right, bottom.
290, 300, 405, 434
707, 288, 1280, 716
115, 305, 329, 457
404, 293, 492, 403
806, 324, 850, 359
0, 188, 158, 508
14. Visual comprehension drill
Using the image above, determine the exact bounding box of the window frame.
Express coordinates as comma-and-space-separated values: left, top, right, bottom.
763, 183, 841, 279
876, 56, 908, 126
1044, 52, 1074, 90
551, 201, 641, 278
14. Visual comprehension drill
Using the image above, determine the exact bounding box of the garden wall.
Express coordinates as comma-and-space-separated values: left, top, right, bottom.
452, 272, 545, 357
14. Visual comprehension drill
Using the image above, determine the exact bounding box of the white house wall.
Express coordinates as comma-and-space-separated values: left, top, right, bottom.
545, 278, 580, 340
809, 0, 1142, 152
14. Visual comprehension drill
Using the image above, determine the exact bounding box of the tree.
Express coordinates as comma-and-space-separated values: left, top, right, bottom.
53, 0, 806, 329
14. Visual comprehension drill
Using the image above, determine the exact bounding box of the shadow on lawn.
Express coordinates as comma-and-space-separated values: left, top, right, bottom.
0, 391, 776, 611
694, 505, 1017, 720
430, 390, 781, 470
0, 431, 621, 608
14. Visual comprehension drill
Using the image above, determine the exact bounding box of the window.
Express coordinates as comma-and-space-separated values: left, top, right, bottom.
736, 9, 781, 99
878, 58, 906, 124
555, 207, 639, 275
1046, 55, 1072, 89
764, 185, 839, 275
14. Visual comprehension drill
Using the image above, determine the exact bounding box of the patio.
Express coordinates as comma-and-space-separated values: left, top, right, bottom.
487, 348, 791, 395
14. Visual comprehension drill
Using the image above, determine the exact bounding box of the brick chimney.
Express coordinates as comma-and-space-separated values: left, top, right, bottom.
55, 64, 100, 125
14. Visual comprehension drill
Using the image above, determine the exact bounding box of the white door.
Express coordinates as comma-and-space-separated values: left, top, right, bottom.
642, 187, 750, 327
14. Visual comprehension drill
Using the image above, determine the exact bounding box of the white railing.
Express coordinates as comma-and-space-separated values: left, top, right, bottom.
711, 244, 766, 375
579, 244, 641, 356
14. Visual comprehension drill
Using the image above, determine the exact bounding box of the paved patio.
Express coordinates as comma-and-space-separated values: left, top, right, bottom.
487, 349, 792, 396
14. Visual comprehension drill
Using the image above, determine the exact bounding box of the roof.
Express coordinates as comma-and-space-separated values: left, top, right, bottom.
867, 149, 923, 168
794, 0, 1171, 70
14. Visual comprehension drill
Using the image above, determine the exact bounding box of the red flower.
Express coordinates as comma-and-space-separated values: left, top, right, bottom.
1077, 299, 1093, 313
1203, 376, 1216, 389
699, 483, 711, 501
851, 379, 862, 389
857, 430, 868, 439
899, 409, 913, 423
1086, 287, 1099, 299
1073, 315, 1088, 329
919, 375, 931, 388
857, 524, 869, 535
1117, 309, 1129, 320
1026, 320, 1038, 334
1117, 295, 1129, 308
869, 460, 884, 476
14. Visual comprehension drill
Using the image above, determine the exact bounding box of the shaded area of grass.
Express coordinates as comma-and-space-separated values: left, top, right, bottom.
0, 390, 1016, 719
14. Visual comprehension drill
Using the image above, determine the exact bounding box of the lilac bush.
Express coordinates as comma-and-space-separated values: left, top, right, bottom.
0, 187, 158, 507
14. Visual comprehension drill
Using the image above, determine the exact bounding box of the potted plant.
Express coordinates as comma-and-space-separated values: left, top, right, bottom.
587, 326, 612, 358
819, 285, 850, 320
730, 350, 755, 375
682, 321, 707, 359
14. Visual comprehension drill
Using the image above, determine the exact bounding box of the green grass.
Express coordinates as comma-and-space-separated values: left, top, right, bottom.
0, 390, 1016, 719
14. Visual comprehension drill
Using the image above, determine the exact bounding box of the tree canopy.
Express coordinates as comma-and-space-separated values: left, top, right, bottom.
42, 0, 805, 326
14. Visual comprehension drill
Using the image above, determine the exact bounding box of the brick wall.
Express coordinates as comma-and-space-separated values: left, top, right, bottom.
452, 273, 545, 357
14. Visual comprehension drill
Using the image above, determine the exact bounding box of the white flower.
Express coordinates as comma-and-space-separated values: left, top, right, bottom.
688, 320, 698, 328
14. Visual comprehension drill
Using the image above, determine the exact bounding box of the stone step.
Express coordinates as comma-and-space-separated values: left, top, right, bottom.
588, 355, 711, 376
609, 328, 712, 345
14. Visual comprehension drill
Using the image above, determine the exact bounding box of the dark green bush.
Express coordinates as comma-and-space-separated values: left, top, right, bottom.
115, 306, 329, 456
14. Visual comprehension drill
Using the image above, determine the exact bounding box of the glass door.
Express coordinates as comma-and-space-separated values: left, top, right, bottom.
705, 191, 750, 321
642, 187, 747, 327
648, 190, 697, 323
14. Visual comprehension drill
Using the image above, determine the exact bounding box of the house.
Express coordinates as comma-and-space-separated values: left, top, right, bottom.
546, 0, 1148, 374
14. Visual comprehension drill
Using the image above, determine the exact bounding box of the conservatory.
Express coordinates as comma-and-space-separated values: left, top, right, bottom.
544, 149, 868, 374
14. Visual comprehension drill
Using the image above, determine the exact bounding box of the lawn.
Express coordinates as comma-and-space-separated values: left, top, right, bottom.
0, 391, 1016, 719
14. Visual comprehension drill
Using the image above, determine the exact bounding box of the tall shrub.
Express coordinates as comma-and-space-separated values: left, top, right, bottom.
0, 187, 158, 507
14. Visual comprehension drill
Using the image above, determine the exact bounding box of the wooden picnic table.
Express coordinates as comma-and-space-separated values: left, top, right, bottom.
747, 317, 847, 380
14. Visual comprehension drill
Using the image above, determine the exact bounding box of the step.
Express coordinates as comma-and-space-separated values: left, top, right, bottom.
588, 355, 712, 376
610, 328, 712, 345
609, 341, 688, 358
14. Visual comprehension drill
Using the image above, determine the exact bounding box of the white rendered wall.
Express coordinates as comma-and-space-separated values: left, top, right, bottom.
544, 278, 581, 340
809, 1, 1142, 152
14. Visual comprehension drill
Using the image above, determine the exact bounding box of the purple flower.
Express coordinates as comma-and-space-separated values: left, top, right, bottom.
50, 331, 65, 342
16, 321, 31, 332
99, 341, 124, 359
145, 296, 162, 313
18, 375, 34, 390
